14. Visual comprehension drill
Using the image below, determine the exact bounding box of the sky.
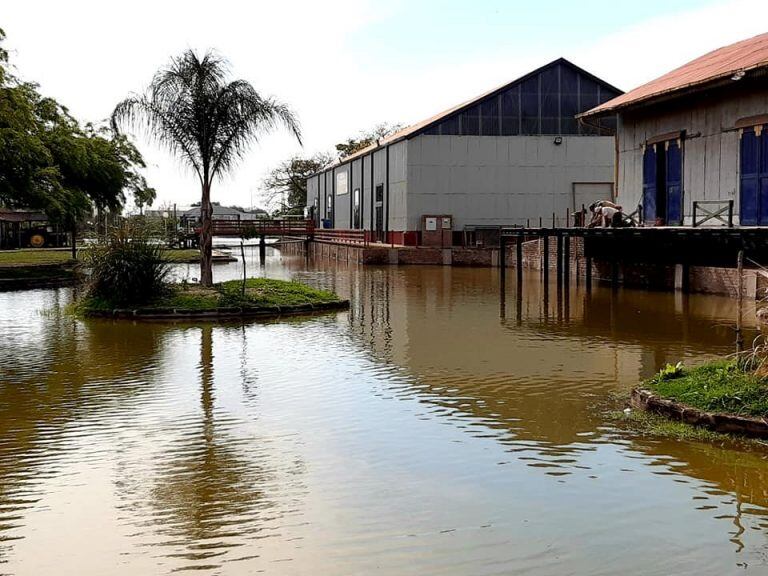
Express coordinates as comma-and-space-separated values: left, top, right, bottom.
3, 0, 768, 212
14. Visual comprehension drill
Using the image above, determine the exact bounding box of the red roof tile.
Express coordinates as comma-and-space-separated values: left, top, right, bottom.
580, 32, 768, 118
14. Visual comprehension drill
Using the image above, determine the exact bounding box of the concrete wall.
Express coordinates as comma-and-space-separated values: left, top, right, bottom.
406, 134, 615, 230
617, 84, 768, 224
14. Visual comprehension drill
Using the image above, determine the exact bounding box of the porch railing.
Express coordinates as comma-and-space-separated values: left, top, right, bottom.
692, 200, 734, 228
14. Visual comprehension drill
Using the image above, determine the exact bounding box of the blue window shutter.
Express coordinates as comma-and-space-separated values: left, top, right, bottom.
643, 145, 657, 222
759, 126, 768, 225
740, 128, 759, 225
665, 140, 683, 224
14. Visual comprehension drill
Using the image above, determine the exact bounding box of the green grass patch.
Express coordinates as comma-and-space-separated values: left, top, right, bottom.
165, 249, 202, 263
218, 278, 341, 308
77, 278, 344, 314
0, 249, 74, 267
646, 359, 768, 417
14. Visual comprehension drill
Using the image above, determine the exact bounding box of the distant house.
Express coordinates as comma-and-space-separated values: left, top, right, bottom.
0, 209, 67, 249
580, 33, 768, 227
306, 58, 622, 244
181, 205, 263, 223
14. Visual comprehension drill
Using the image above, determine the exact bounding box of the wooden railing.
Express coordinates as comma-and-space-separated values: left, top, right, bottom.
313, 229, 368, 245
193, 219, 315, 237
693, 200, 734, 228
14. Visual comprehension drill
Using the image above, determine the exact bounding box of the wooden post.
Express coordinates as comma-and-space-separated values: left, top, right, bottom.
556, 233, 563, 284
499, 236, 506, 281
543, 233, 549, 283
70, 225, 77, 260
611, 259, 619, 290
737, 249, 744, 353
259, 234, 266, 266
516, 235, 523, 284
552, 212, 556, 228
586, 256, 592, 292
240, 240, 247, 296
563, 234, 570, 284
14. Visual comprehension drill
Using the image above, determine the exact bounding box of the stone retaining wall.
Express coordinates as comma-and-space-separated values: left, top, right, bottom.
84, 300, 350, 321
631, 388, 768, 439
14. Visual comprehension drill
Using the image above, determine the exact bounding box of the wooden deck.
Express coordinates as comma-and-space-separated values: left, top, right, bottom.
500, 226, 768, 269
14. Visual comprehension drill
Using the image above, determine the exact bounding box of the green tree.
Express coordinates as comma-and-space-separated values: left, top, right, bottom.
335, 122, 403, 158
112, 50, 301, 286
262, 153, 333, 216
0, 27, 150, 244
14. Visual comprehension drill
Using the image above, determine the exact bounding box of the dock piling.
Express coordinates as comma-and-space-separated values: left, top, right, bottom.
259, 234, 266, 266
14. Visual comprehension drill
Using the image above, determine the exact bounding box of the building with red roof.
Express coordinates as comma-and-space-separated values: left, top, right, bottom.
581, 32, 768, 226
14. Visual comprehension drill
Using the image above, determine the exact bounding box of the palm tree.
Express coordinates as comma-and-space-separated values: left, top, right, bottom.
112, 50, 301, 286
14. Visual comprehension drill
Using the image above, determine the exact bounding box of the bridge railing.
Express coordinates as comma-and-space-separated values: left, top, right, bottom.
314, 229, 368, 246
194, 219, 315, 237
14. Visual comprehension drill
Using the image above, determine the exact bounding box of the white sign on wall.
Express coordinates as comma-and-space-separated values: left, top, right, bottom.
336, 171, 349, 195
425, 217, 437, 231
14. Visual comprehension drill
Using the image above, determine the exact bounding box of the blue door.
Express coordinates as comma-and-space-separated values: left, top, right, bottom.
665, 140, 683, 224
643, 145, 657, 223
740, 128, 759, 225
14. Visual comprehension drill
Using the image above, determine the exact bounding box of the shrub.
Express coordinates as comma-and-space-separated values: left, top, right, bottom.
84, 222, 170, 307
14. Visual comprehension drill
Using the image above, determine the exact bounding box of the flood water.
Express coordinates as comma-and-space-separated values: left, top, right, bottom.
1, 245, 768, 575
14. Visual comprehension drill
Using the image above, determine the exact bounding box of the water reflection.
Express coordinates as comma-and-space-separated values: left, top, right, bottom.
1, 256, 767, 574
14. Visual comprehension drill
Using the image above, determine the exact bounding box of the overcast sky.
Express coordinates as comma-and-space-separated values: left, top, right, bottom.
3, 0, 768, 211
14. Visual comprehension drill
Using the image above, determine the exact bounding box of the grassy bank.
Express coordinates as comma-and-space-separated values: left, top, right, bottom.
646, 360, 768, 418
0, 248, 74, 267
79, 278, 345, 314
0, 247, 204, 268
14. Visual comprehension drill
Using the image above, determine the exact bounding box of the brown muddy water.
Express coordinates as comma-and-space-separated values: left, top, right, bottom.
1, 245, 767, 575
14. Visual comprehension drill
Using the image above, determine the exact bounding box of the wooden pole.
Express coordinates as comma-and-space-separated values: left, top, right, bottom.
563, 234, 570, 284
259, 234, 266, 266
240, 240, 247, 296
556, 233, 563, 284
737, 249, 744, 353
543, 233, 549, 283
586, 256, 592, 292
499, 236, 506, 280
70, 225, 77, 260
516, 235, 523, 285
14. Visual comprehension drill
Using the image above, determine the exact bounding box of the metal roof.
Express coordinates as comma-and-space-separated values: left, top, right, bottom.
315, 57, 623, 174
0, 210, 48, 223
580, 32, 768, 118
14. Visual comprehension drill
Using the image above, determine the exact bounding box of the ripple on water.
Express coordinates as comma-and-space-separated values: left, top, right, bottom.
0, 262, 767, 575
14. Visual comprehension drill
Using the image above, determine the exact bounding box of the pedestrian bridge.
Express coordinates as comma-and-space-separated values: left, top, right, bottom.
195, 219, 315, 238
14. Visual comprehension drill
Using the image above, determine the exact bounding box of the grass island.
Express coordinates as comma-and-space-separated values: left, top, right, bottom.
78, 278, 349, 320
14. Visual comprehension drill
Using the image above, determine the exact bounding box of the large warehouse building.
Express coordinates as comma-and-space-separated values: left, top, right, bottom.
306, 58, 622, 245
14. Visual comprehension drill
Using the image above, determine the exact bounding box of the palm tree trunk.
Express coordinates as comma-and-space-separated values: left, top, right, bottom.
200, 182, 214, 287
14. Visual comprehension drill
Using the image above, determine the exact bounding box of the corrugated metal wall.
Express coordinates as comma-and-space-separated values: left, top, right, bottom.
406, 134, 615, 229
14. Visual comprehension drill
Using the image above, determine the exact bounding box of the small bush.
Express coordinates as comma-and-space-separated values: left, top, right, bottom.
84, 222, 170, 307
